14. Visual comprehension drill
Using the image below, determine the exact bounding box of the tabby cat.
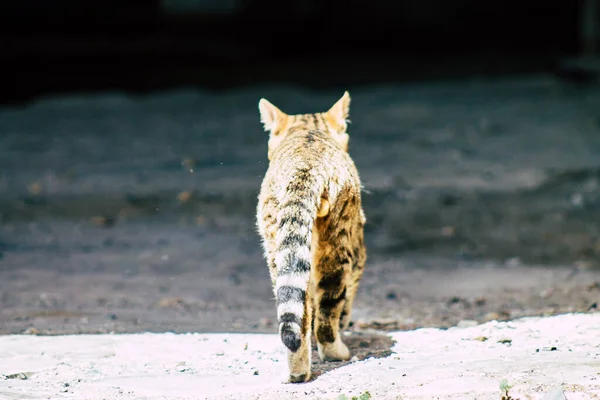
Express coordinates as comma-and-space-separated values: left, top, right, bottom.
256, 92, 367, 383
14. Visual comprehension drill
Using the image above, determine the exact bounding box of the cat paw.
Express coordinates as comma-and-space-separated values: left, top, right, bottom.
288, 372, 311, 383
318, 340, 351, 362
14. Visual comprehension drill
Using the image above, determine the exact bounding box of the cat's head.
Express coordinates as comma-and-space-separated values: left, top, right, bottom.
258, 92, 351, 159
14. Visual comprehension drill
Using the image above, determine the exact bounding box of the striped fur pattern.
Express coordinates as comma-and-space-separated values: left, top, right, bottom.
256, 92, 367, 383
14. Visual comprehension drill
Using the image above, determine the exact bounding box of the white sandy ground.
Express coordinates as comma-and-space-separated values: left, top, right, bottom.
1, 313, 599, 400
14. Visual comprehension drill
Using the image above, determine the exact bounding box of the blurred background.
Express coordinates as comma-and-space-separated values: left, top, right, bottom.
1, 0, 599, 339
1, 0, 595, 103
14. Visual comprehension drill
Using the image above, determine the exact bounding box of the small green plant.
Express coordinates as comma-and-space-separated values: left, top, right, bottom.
356, 392, 371, 400
336, 391, 372, 400
499, 379, 518, 400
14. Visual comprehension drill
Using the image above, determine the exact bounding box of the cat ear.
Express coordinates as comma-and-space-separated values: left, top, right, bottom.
326, 91, 351, 127
258, 98, 287, 134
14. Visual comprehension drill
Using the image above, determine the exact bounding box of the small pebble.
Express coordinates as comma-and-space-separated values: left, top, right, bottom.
536, 346, 558, 352
474, 297, 486, 307
483, 312, 500, 322
177, 191, 192, 203
5, 372, 33, 380
175, 362, 189, 372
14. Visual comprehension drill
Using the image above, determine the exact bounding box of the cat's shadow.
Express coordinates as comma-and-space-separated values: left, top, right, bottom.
307, 330, 396, 382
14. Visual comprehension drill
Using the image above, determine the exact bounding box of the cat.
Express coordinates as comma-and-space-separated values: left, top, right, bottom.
256, 92, 367, 382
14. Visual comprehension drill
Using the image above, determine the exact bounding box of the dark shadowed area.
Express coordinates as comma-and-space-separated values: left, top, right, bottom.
1, 0, 600, 340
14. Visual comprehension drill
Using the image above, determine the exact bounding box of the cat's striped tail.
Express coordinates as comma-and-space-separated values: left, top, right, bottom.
274, 173, 322, 352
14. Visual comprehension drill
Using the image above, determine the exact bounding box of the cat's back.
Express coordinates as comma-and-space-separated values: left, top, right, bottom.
264, 128, 361, 192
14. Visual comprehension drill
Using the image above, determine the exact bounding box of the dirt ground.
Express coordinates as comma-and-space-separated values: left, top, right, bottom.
1, 75, 600, 357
